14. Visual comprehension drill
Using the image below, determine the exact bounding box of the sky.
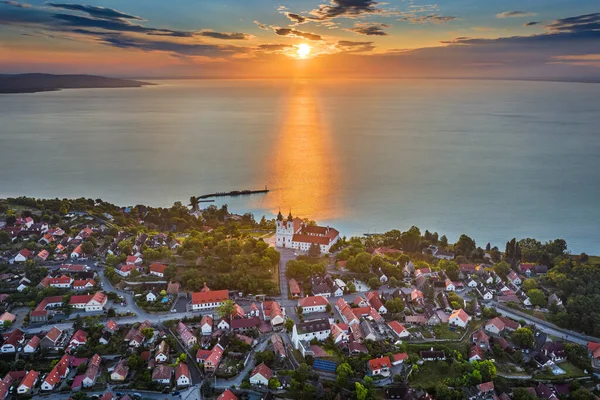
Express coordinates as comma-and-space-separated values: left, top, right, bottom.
0, 0, 599, 79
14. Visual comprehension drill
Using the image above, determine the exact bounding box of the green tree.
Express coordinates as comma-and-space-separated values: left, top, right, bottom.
105, 254, 119, 266
128, 354, 144, 370
285, 319, 294, 333
347, 282, 356, 293
439, 235, 448, 247
570, 388, 596, 400
81, 241, 95, 255
493, 261, 511, 279
511, 327, 534, 348
141, 327, 154, 340
513, 388, 538, 400
336, 362, 353, 387
438, 260, 460, 281
0, 231, 10, 245
454, 234, 476, 257
215, 299, 236, 319
269, 377, 281, 389
164, 265, 177, 281
355, 382, 368, 400
527, 289, 546, 307
522, 278, 538, 292
385, 297, 405, 314
308, 243, 321, 258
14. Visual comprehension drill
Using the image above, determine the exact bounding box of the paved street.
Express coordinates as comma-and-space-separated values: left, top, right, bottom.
214, 334, 272, 388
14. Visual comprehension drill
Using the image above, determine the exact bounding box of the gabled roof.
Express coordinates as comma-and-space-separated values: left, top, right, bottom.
469, 345, 485, 360
388, 321, 408, 337
218, 389, 238, 400
19, 370, 39, 389
449, 308, 470, 323
71, 329, 88, 344
151, 365, 173, 380
477, 381, 494, 393
175, 362, 190, 380
26, 335, 40, 349
106, 320, 118, 332
298, 295, 328, 308
250, 362, 273, 380
70, 294, 93, 305
368, 356, 391, 371
45, 326, 63, 343
150, 263, 167, 274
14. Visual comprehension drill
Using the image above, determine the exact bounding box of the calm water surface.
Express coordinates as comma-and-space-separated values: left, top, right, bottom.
1, 79, 599, 253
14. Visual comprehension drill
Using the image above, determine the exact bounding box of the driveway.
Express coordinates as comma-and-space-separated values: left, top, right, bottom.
214, 334, 272, 388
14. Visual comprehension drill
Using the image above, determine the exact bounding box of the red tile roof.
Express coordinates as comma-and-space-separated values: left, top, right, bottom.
70, 329, 88, 344
19, 370, 38, 389
175, 362, 190, 381
388, 321, 408, 336
368, 356, 391, 372
45, 326, 63, 343
298, 295, 328, 308
288, 278, 300, 294
393, 352, 408, 362
191, 289, 229, 305
218, 389, 238, 400
70, 295, 93, 305
150, 263, 167, 274
106, 320, 118, 332
251, 362, 273, 381
26, 335, 40, 350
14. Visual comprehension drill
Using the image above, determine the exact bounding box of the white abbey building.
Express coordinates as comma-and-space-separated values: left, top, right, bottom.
275, 212, 340, 253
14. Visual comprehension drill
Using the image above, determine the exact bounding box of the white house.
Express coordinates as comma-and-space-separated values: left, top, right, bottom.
14, 249, 33, 263
507, 271, 522, 286
17, 370, 39, 394
155, 340, 170, 363
298, 296, 328, 314
217, 318, 230, 331
191, 290, 228, 311
70, 245, 83, 259
445, 279, 456, 292
149, 263, 166, 278
146, 292, 157, 302
23, 336, 40, 353
249, 363, 272, 386
482, 291, 493, 301
201, 315, 213, 336
449, 309, 471, 328
467, 279, 478, 288
175, 363, 191, 387
291, 318, 331, 349
275, 212, 340, 253
388, 321, 410, 339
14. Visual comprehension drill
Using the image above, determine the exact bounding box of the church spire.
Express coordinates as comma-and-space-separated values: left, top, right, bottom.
277, 210, 283, 221
287, 210, 293, 221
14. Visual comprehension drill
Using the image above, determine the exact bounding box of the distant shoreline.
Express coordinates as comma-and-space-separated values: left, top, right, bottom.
0, 73, 153, 94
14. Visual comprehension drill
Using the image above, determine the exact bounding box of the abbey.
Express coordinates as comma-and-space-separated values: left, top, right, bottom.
275, 212, 340, 253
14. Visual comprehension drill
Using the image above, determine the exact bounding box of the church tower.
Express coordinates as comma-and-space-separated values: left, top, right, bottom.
275, 210, 294, 248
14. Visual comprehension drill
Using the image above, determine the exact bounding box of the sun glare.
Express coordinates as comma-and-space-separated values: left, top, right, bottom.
297, 43, 311, 58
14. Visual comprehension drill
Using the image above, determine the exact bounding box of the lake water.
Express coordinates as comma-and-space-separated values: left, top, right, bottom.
1, 79, 599, 253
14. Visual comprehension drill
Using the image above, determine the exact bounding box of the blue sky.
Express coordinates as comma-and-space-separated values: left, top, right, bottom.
1, 0, 599, 78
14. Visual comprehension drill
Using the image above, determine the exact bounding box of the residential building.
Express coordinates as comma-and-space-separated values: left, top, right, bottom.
368, 356, 391, 377
17, 370, 39, 394
82, 354, 101, 388
249, 363, 273, 386
298, 296, 328, 314
200, 315, 213, 336
288, 278, 301, 298
291, 318, 331, 349
149, 263, 167, 277
155, 340, 170, 363
449, 309, 471, 328
24, 335, 40, 353
110, 360, 129, 381
152, 365, 173, 385
191, 289, 229, 311
175, 362, 191, 387
388, 321, 410, 340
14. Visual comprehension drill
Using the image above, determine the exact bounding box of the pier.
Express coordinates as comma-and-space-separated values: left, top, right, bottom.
198, 186, 269, 199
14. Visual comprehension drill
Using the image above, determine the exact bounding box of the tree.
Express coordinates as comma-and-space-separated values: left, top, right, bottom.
285, 319, 294, 333
385, 297, 405, 314
325, 303, 332, 313
105, 254, 119, 266
347, 281, 356, 293
438, 260, 459, 281
478, 360, 496, 381
255, 350, 275, 367
128, 354, 144, 370
141, 327, 154, 340
269, 377, 281, 390
308, 243, 321, 258
355, 382, 368, 400
570, 388, 596, 400
189, 196, 200, 212
81, 241, 95, 255
522, 278, 538, 292
511, 327, 534, 348
527, 289, 546, 307
493, 261, 511, 279
107, 308, 116, 317
454, 234, 476, 257
336, 362, 353, 387
513, 388, 538, 400
164, 265, 177, 281
367, 277, 381, 289
215, 299, 236, 319
439, 235, 448, 247
0, 231, 10, 245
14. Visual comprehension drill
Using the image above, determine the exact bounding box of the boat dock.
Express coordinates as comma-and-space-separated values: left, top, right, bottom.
198, 186, 269, 199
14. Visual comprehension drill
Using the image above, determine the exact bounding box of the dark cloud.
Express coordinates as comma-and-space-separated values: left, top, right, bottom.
496, 11, 537, 18
274, 27, 323, 40
47, 3, 142, 21
253, 20, 269, 30
336, 40, 375, 52
546, 13, 600, 33
348, 22, 388, 36
523, 21, 541, 27
198, 30, 251, 40
308, 0, 386, 21
398, 14, 457, 24
285, 12, 307, 24
1, 0, 30, 8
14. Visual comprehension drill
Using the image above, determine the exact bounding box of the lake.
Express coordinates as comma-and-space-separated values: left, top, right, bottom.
1, 79, 599, 253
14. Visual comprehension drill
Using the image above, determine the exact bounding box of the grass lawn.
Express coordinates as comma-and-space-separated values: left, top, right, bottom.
433, 325, 464, 340
534, 362, 586, 380
409, 362, 455, 389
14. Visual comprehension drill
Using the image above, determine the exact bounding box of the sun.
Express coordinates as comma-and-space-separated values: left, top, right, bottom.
297, 43, 311, 58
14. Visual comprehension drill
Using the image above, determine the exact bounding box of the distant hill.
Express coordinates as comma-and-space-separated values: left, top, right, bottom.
0, 73, 153, 94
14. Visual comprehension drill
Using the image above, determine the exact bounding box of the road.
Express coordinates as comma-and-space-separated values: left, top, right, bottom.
41, 385, 200, 400
278, 248, 296, 300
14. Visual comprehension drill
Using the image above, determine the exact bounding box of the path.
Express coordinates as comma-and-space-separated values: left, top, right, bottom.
214, 334, 272, 388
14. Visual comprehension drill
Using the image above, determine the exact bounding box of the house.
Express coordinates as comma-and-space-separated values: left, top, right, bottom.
167, 281, 180, 295
368, 356, 391, 377
155, 340, 170, 363
275, 213, 339, 253
1, 329, 24, 353
202, 343, 225, 371
467, 279, 478, 288
360, 320, 377, 341
548, 293, 563, 307
449, 309, 471, 328
149, 263, 167, 277
175, 362, 191, 387
535, 383, 558, 400
366, 291, 387, 314
41, 354, 70, 390
336, 298, 360, 326
146, 291, 157, 302
392, 352, 408, 366
472, 330, 490, 351
330, 323, 348, 344
291, 318, 331, 349
191, 289, 229, 311
272, 334, 286, 358
73, 279, 96, 290
0, 312, 15, 327
69, 329, 88, 347
249, 363, 273, 386
424, 305, 442, 326
477, 382, 495, 396
152, 365, 173, 385
35, 249, 50, 262
16, 370, 38, 394
288, 278, 301, 298
200, 315, 213, 336
298, 296, 329, 314
542, 342, 567, 362
177, 322, 197, 348
310, 275, 332, 297
40, 326, 64, 350
125, 255, 143, 265
388, 321, 410, 340
507, 271, 522, 286
82, 354, 101, 387
469, 345, 485, 362
482, 291, 493, 301
263, 301, 285, 327
217, 318, 230, 331
14, 248, 33, 263
105, 319, 118, 334
218, 390, 239, 400
433, 248, 454, 260
24, 335, 40, 353
485, 317, 520, 335
70, 244, 83, 259
231, 317, 260, 333
445, 279, 456, 292
70, 292, 107, 311
110, 360, 129, 381
376, 269, 388, 283
115, 264, 136, 277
